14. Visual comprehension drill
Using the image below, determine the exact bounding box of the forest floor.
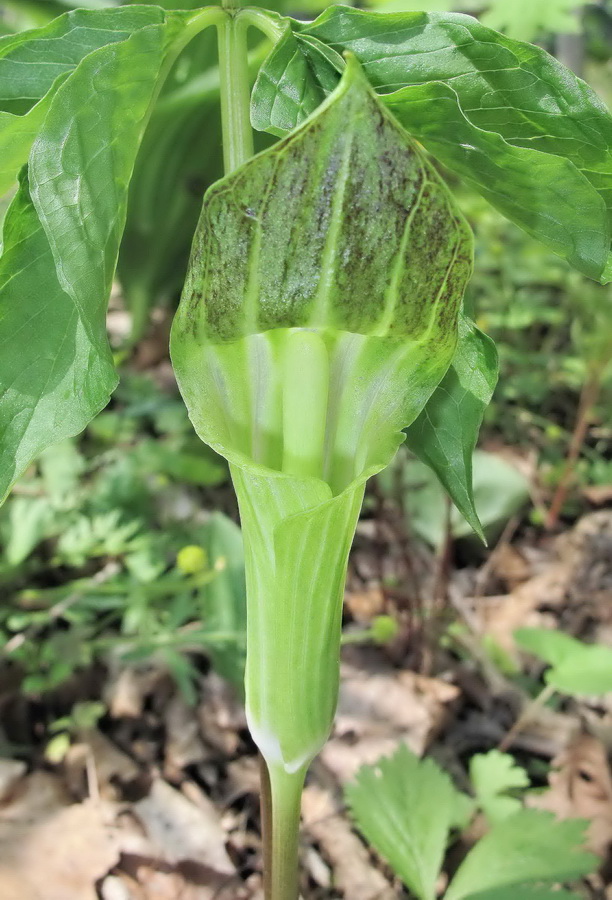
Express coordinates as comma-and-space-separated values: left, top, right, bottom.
2, 314, 612, 900
2, 501, 612, 899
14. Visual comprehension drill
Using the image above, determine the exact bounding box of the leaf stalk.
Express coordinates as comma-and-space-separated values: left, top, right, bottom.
217, 11, 254, 174
263, 761, 307, 900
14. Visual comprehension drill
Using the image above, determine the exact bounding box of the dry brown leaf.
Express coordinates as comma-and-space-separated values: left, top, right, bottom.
164, 695, 208, 780
104, 666, 162, 720
197, 672, 246, 757
320, 662, 459, 782
65, 728, 141, 800
582, 485, 612, 506
103, 864, 217, 900
0, 758, 26, 803
302, 784, 396, 900
0, 772, 121, 900
345, 587, 386, 623
531, 732, 612, 859
478, 564, 571, 652
133, 778, 235, 875
490, 543, 533, 590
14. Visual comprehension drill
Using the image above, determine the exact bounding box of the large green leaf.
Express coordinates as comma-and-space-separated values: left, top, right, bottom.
0, 16, 184, 503
0, 6, 164, 107
0, 7, 185, 195
252, 8, 612, 281
481, 0, 584, 41
0, 79, 67, 195
346, 744, 465, 900
445, 810, 596, 900
464, 890, 580, 900
404, 316, 498, 542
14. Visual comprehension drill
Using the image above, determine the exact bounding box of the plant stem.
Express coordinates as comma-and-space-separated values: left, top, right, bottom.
217, 10, 254, 174
546, 368, 603, 529
498, 682, 556, 752
263, 762, 306, 900
240, 7, 286, 43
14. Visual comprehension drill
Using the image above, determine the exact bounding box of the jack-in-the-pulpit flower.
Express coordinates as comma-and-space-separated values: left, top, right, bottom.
171, 55, 473, 896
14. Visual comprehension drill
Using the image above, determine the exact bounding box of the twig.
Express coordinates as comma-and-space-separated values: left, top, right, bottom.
498, 682, 557, 752
546, 369, 603, 530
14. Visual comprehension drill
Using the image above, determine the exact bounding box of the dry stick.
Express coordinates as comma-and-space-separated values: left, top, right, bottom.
498, 682, 557, 753
546, 369, 603, 530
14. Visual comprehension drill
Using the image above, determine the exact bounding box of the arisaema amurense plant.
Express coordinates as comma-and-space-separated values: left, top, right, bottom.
1, 2, 612, 897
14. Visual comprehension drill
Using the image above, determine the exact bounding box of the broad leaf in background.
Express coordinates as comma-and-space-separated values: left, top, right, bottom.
461, 890, 581, 900
0, 10, 189, 503
253, 8, 612, 281
0, 6, 161, 108
346, 744, 465, 900
200, 512, 247, 689
378, 449, 529, 547
469, 750, 529, 824
515, 627, 612, 695
445, 810, 597, 900
481, 0, 585, 41
404, 317, 498, 542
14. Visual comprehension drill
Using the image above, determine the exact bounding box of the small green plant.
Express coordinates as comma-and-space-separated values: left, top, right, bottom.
1, 2, 612, 897
346, 744, 598, 900
498, 627, 612, 751
516, 627, 612, 697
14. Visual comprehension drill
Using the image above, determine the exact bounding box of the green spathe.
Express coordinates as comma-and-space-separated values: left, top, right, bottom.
171, 56, 472, 772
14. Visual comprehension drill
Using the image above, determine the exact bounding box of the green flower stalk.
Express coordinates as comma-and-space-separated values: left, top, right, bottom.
171, 56, 472, 898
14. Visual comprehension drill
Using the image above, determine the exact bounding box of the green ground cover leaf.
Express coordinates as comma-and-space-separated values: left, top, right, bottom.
463, 890, 580, 900
252, 8, 612, 281
469, 750, 529, 824
515, 627, 612, 695
0, 14, 186, 503
404, 317, 498, 541
346, 744, 465, 900
445, 810, 596, 900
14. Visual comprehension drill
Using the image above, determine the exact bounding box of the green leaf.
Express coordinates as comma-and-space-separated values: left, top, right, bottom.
0, 6, 166, 107
463, 890, 581, 900
346, 744, 466, 900
470, 750, 529, 824
252, 27, 343, 137
445, 809, 597, 900
172, 57, 472, 772
0, 80, 65, 195
0, 16, 181, 504
481, 0, 583, 42
514, 627, 584, 668
515, 627, 612, 695
0, 174, 118, 504
404, 317, 498, 542
199, 512, 246, 689
254, 8, 612, 281
380, 449, 529, 547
